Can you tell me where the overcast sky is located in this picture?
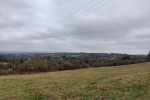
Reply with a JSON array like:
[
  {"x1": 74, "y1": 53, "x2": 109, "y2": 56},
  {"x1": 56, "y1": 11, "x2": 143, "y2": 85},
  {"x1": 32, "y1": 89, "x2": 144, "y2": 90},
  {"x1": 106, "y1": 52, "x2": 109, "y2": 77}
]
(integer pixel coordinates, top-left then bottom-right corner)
[{"x1": 0, "y1": 0, "x2": 150, "y2": 54}]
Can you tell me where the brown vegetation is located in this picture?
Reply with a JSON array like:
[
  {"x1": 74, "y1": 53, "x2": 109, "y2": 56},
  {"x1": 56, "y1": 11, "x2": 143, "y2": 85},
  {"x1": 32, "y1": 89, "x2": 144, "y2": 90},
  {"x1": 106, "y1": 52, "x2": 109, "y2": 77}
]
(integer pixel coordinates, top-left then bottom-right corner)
[{"x1": 0, "y1": 54, "x2": 150, "y2": 75}]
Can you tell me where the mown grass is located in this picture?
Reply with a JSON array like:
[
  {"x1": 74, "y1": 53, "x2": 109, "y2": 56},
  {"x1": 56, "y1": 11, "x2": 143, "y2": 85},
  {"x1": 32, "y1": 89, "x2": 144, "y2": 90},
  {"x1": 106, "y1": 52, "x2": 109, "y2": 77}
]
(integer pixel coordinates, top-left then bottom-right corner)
[{"x1": 0, "y1": 63, "x2": 150, "y2": 100}]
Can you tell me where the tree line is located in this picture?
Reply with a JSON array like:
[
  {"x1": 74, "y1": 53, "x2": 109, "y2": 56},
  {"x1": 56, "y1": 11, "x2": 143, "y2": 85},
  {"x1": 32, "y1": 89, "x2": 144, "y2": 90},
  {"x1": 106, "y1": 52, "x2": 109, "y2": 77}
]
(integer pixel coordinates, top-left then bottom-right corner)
[{"x1": 0, "y1": 52, "x2": 150, "y2": 75}]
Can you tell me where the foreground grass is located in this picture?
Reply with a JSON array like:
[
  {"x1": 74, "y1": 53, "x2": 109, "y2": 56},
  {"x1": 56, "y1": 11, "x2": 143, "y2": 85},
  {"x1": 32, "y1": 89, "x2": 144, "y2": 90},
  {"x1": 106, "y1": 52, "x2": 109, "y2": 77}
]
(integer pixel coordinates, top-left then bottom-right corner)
[{"x1": 0, "y1": 63, "x2": 150, "y2": 100}]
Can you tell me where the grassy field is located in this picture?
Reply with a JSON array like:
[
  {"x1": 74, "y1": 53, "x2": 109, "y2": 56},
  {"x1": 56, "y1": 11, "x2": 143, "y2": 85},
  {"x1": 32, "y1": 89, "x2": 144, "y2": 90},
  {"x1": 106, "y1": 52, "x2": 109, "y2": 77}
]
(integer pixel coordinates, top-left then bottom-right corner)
[{"x1": 0, "y1": 63, "x2": 150, "y2": 100}]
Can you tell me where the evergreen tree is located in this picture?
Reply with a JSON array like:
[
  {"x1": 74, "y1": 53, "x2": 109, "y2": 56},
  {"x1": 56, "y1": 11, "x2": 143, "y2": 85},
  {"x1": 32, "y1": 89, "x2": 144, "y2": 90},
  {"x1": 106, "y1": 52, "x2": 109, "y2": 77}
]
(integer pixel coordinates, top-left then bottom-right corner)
[
  {"x1": 20, "y1": 59, "x2": 23, "y2": 64},
  {"x1": 146, "y1": 51, "x2": 150, "y2": 61}
]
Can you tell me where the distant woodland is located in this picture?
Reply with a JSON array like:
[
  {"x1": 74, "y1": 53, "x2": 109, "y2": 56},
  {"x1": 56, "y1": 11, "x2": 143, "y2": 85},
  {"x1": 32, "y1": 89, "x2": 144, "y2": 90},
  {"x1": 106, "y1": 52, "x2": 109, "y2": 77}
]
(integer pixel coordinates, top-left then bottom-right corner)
[{"x1": 0, "y1": 52, "x2": 150, "y2": 75}]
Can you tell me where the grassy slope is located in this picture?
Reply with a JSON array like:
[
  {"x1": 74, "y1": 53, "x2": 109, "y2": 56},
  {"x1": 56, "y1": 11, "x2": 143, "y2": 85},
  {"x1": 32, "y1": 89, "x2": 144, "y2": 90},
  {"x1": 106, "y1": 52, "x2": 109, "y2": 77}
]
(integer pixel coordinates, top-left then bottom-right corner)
[{"x1": 0, "y1": 63, "x2": 150, "y2": 100}]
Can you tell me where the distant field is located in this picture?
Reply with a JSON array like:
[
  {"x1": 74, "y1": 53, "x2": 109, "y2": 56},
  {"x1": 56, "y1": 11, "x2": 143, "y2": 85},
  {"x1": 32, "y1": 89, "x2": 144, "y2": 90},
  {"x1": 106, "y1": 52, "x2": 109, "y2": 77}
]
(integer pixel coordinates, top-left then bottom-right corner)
[{"x1": 0, "y1": 63, "x2": 150, "y2": 100}]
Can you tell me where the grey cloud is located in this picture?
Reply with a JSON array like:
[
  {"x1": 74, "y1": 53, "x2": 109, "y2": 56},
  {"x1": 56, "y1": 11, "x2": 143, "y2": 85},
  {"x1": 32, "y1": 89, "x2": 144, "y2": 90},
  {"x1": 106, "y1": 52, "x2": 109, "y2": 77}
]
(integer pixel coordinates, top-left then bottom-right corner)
[{"x1": 0, "y1": 0, "x2": 150, "y2": 54}]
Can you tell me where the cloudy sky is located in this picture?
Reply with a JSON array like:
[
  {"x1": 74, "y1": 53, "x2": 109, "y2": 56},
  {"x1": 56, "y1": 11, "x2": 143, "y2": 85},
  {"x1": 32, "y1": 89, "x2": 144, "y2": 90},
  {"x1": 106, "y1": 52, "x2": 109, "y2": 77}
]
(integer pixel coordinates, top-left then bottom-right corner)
[{"x1": 0, "y1": 0, "x2": 150, "y2": 54}]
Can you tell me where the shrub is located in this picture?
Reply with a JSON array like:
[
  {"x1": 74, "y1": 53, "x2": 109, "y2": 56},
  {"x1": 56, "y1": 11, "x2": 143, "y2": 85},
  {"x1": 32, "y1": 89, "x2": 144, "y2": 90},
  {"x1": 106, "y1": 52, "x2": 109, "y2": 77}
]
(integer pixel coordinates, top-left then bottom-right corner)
[
  {"x1": 73, "y1": 60, "x2": 82, "y2": 69},
  {"x1": 47, "y1": 64, "x2": 55, "y2": 71},
  {"x1": 100, "y1": 62, "x2": 104, "y2": 67},
  {"x1": 146, "y1": 53, "x2": 150, "y2": 61},
  {"x1": 69, "y1": 58, "x2": 74, "y2": 64},
  {"x1": 0, "y1": 63, "x2": 3, "y2": 68},
  {"x1": 32, "y1": 55, "x2": 48, "y2": 72},
  {"x1": 130, "y1": 60, "x2": 136, "y2": 64},
  {"x1": 81, "y1": 62, "x2": 90, "y2": 68},
  {"x1": 62, "y1": 62, "x2": 76, "y2": 70},
  {"x1": 23, "y1": 62, "x2": 31, "y2": 72},
  {"x1": 58, "y1": 64, "x2": 64, "y2": 71},
  {"x1": 107, "y1": 62, "x2": 113, "y2": 66},
  {"x1": 0, "y1": 64, "x2": 9, "y2": 70},
  {"x1": 0, "y1": 68, "x2": 1, "y2": 75},
  {"x1": 33, "y1": 62, "x2": 48, "y2": 72},
  {"x1": 0, "y1": 69, "x2": 9, "y2": 75},
  {"x1": 113, "y1": 61, "x2": 119, "y2": 66},
  {"x1": 124, "y1": 60, "x2": 130, "y2": 65},
  {"x1": 85, "y1": 59, "x2": 89, "y2": 64},
  {"x1": 122, "y1": 56, "x2": 130, "y2": 60},
  {"x1": 120, "y1": 61, "x2": 126, "y2": 65},
  {"x1": 57, "y1": 60, "x2": 62, "y2": 65},
  {"x1": 93, "y1": 62, "x2": 101, "y2": 67}
]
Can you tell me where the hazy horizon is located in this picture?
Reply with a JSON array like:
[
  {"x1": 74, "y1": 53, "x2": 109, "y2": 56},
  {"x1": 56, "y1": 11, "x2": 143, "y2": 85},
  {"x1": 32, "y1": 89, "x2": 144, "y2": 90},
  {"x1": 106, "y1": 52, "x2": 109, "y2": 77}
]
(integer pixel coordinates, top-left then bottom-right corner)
[{"x1": 0, "y1": 50, "x2": 148, "y2": 55}]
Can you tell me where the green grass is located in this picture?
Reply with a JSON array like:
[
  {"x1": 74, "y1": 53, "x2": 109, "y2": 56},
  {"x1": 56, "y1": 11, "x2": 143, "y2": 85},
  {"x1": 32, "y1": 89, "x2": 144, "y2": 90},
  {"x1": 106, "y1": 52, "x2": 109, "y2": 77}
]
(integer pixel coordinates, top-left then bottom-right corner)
[{"x1": 0, "y1": 63, "x2": 150, "y2": 100}]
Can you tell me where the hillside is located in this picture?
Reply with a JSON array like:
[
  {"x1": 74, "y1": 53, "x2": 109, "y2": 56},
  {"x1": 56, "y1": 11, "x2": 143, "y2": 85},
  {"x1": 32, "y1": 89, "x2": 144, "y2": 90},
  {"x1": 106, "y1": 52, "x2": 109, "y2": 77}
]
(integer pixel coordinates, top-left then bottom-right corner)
[{"x1": 0, "y1": 63, "x2": 150, "y2": 100}]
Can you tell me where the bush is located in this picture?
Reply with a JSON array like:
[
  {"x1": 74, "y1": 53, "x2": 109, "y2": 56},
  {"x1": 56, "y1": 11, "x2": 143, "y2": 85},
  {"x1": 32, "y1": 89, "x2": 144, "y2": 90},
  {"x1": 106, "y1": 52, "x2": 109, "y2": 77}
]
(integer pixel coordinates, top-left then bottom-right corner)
[
  {"x1": 33, "y1": 62, "x2": 48, "y2": 72},
  {"x1": 0, "y1": 68, "x2": 1, "y2": 75},
  {"x1": 113, "y1": 61, "x2": 119, "y2": 66},
  {"x1": 0, "y1": 64, "x2": 9, "y2": 70},
  {"x1": 32, "y1": 55, "x2": 48, "y2": 72},
  {"x1": 93, "y1": 62, "x2": 101, "y2": 67},
  {"x1": 51, "y1": 63, "x2": 59, "y2": 71},
  {"x1": 57, "y1": 60, "x2": 62, "y2": 65},
  {"x1": 81, "y1": 62, "x2": 90, "y2": 68},
  {"x1": 122, "y1": 56, "x2": 130, "y2": 60},
  {"x1": 62, "y1": 62, "x2": 76, "y2": 70},
  {"x1": 18, "y1": 62, "x2": 31, "y2": 72},
  {"x1": 47, "y1": 64, "x2": 55, "y2": 71},
  {"x1": 130, "y1": 60, "x2": 136, "y2": 64},
  {"x1": 0, "y1": 69, "x2": 9, "y2": 75},
  {"x1": 0, "y1": 63, "x2": 3, "y2": 68},
  {"x1": 124, "y1": 60, "x2": 130, "y2": 65},
  {"x1": 146, "y1": 55, "x2": 150, "y2": 61},
  {"x1": 107, "y1": 62, "x2": 113, "y2": 66},
  {"x1": 73, "y1": 60, "x2": 82, "y2": 69}
]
